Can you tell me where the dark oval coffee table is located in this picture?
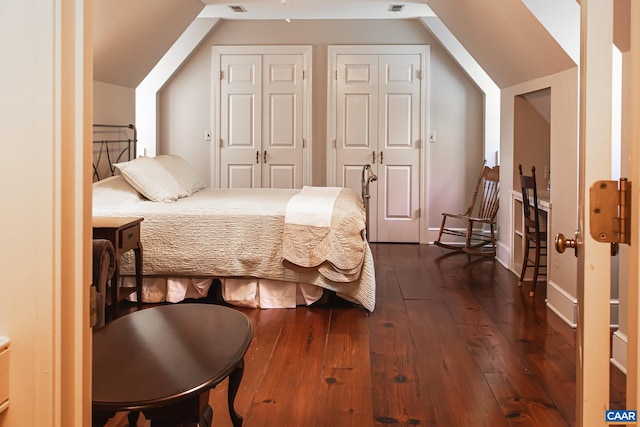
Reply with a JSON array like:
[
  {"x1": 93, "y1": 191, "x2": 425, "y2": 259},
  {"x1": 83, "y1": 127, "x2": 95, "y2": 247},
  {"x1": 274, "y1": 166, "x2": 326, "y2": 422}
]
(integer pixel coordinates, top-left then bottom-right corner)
[{"x1": 92, "y1": 303, "x2": 253, "y2": 427}]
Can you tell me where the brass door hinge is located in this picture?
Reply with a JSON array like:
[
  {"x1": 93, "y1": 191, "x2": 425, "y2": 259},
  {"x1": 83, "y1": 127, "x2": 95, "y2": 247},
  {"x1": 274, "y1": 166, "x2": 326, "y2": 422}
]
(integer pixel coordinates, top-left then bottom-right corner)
[{"x1": 590, "y1": 178, "x2": 631, "y2": 254}]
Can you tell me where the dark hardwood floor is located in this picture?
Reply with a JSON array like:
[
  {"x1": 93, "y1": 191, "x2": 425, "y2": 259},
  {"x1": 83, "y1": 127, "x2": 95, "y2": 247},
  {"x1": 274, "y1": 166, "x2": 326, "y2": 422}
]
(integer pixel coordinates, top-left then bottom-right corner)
[{"x1": 103, "y1": 243, "x2": 626, "y2": 427}]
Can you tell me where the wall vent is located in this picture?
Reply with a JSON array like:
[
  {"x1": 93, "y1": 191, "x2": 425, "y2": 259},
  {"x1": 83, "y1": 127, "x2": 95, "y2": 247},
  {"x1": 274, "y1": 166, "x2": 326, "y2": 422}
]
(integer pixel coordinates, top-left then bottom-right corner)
[
  {"x1": 388, "y1": 4, "x2": 405, "y2": 12},
  {"x1": 228, "y1": 5, "x2": 247, "y2": 12}
]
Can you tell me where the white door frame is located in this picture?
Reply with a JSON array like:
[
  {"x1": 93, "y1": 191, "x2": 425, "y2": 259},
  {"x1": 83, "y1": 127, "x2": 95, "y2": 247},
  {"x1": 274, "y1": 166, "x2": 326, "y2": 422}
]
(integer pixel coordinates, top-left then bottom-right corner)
[
  {"x1": 573, "y1": 0, "x2": 614, "y2": 424},
  {"x1": 626, "y1": 0, "x2": 640, "y2": 410},
  {"x1": 211, "y1": 45, "x2": 313, "y2": 188},
  {"x1": 327, "y1": 45, "x2": 430, "y2": 244}
]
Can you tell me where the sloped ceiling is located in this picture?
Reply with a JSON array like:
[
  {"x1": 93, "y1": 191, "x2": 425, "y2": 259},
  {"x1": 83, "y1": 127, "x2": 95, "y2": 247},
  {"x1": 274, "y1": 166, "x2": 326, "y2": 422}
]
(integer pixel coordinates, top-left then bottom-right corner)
[
  {"x1": 614, "y1": 0, "x2": 631, "y2": 52},
  {"x1": 93, "y1": 0, "x2": 618, "y2": 90},
  {"x1": 426, "y1": 0, "x2": 576, "y2": 88},
  {"x1": 93, "y1": 0, "x2": 204, "y2": 87}
]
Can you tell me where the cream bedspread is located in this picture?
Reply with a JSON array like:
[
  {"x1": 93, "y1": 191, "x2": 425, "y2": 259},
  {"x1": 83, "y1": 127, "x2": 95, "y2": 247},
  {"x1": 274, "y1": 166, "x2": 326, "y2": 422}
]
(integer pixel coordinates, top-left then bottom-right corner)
[
  {"x1": 282, "y1": 186, "x2": 366, "y2": 283},
  {"x1": 92, "y1": 176, "x2": 376, "y2": 311}
]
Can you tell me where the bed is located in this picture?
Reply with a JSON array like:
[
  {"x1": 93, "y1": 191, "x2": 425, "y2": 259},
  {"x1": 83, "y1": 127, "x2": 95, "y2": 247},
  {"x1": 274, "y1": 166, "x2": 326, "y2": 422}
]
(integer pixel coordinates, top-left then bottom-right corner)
[{"x1": 91, "y1": 138, "x2": 375, "y2": 311}]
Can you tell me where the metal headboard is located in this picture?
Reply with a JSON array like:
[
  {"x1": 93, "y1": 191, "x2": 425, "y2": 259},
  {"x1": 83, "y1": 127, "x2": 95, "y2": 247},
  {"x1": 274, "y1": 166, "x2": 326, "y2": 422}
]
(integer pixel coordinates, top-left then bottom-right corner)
[{"x1": 92, "y1": 123, "x2": 137, "y2": 182}]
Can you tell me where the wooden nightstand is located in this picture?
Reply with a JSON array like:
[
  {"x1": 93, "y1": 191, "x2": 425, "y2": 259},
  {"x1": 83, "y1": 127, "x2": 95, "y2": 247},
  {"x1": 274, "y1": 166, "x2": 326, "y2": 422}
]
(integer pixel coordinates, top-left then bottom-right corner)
[{"x1": 93, "y1": 217, "x2": 144, "y2": 320}]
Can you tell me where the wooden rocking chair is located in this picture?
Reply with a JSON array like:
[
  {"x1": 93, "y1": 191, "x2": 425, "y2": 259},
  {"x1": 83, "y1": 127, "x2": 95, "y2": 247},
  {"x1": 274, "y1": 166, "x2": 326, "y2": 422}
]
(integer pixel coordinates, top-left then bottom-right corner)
[{"x1": 433, "y1": 163, "x2": 500, "y2": 256}]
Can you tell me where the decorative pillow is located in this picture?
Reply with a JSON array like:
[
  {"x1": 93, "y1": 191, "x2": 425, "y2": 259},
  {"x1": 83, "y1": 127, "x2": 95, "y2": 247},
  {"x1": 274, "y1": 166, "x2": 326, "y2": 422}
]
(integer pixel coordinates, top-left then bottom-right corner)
[
  {"x1": 92, "y1": 175, "x2": 143, "y2": 204},
  {"x1": 114, "y1": 157, "x2": 187, "y2": 202},
  {"x1": 155, "y1": 154, "x2": 206, "y2": 195}
]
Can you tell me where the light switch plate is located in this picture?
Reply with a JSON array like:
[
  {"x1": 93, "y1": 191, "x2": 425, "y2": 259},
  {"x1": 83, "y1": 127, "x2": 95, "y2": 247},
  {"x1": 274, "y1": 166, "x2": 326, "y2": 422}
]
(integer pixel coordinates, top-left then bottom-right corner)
[{"x1": 428, "y1": 131, "x2": 436, "y2": 143}]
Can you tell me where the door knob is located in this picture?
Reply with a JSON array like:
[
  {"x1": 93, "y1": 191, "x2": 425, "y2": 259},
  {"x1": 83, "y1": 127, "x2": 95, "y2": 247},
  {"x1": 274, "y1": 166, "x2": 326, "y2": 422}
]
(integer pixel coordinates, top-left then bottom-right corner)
[{"x1": 555, "y1": 232, "x2": 578, "y2": 257}]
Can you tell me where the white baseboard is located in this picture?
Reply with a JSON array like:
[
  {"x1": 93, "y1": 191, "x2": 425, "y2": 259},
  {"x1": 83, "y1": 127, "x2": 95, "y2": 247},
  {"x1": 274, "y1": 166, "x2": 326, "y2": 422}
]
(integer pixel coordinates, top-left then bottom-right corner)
[
  {"x1": 426, "y1": 226, "x2": 463, "y2": 244},
  {"x1": 496, "y1": 241, "x2": 510, "y2": 270},
  {"x1": 546, "y1": 281, "x2": 622, "y2": 381},
  {"x1": 610, "y1": 299, "x2": 619, "y2": 329},
  {"x1": 611, "y1": 330, "x2": 627, "y2": 375},
  {"x1": 546, "y1": 280, "x2": 577, "y2": 328}
]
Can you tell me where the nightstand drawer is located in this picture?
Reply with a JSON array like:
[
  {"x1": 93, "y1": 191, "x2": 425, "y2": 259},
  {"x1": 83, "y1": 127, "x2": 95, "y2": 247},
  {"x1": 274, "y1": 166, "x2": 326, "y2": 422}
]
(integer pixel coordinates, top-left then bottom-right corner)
[{"x1": 119, "y1": 224, "x2": 140, "y2": 251}]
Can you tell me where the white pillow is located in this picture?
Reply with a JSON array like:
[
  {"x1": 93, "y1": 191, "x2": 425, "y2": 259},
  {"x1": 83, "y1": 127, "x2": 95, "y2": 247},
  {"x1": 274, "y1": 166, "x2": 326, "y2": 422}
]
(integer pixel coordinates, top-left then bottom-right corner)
[
  {"x1": 155, "y1": 154, "x2": 205, "y2": 195},
  {"x1": 114, "y1": 157, "x2": 187, "y2": 202},
  {"x1": 92, "y1": 175, "x2": 142, "y2": 203}
]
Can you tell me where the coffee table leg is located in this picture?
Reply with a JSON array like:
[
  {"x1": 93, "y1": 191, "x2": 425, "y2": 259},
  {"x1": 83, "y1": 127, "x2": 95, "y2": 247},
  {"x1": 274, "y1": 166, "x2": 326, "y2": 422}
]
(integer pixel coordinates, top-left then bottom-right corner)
[
  {"x1": 227, "y1": 358, "x2": 245, "y2": 427},
  {"x1": 128, "y1": 410, "x2": 141, "y2": 425},
  {"x1": 200, "y1": 404, "x2": 213, "y2": 427}
]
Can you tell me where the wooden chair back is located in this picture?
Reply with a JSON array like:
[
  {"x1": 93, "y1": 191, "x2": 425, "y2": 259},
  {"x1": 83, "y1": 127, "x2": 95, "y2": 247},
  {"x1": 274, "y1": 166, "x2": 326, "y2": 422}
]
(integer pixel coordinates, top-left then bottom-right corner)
[
  {"x1": 433, "y1": 162, "x2": 500, "y2": 256},
  {"x1": 466, "y1": 164, "x2": 500, "y2": 221},
  {"x1": 518, "y1": 164, "x2": 541, "y2": 235}
]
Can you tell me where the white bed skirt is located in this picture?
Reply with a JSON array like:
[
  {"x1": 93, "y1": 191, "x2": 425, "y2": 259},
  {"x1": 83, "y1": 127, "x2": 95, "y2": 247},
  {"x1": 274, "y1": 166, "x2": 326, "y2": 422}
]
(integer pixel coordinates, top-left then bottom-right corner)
[{"x1": 121, "y1": 276, "x2": 326, "y2": 308}]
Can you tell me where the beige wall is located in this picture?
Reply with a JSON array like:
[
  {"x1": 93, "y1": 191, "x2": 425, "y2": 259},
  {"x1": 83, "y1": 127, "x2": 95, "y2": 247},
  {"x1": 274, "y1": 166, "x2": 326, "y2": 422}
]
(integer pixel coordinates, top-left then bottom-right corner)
[
  {"x1": 92, "y1": 82, "x2": 135, "y2": 180},
  {"x1": 157, "y1": 19, "x2": 484, "y2": 235},
  {"x1": 93, "y1": 81, "x2": 135, "y2": 125},
  {"x1": 498, "y1": 68, "x2": 580, "y2": 325},
  {"x1": 513, "y1": 92, "x2": 551, "y2": 191}
]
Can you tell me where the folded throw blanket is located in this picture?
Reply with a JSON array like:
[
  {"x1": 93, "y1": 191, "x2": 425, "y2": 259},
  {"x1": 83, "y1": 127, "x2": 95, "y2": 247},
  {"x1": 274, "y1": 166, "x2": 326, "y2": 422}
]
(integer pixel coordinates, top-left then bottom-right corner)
[{"x1": 282, "y1": 186, "x2": 367, "y2": 282}]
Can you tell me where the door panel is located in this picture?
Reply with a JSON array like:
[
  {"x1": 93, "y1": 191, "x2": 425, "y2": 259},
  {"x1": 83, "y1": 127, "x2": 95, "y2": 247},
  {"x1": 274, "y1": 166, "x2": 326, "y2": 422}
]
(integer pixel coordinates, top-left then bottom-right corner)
[
  {"x1": 342, "y1": 164, "x2": 367, "y2": 197},
  {"x1": 227, "y1": 165, "x2": 256, "y2": 189},
  {"x1": 336, "y1": 55, "x2": 379, "y2": 236},
  {"x1": 383, "y1": 165, "x2": 412, "y2": 218},
  {"x1": 336, "y1": 54, "x2": 378, "y2": 180},
  {"x1": 262, "y1": 54, "x2": 303, "y2": 189},
  {"x1": 376, "y1": 54, "x2": 420, "y2": 242},
  {"x1": 268, "y1": 165, "x2": 296, "y2": 189},
  {"x1": 385, "y1": 94, "x2": 413, "y2": 147},
  {"x1": 345, "y1": 94, "x2": 373, "y2": 148},
  {"x1": 220, "y1": 55, "x2": 262, "y2": 188},
  {"x1": 335, "y1": 52, "x2": 421, "y2": 243}
]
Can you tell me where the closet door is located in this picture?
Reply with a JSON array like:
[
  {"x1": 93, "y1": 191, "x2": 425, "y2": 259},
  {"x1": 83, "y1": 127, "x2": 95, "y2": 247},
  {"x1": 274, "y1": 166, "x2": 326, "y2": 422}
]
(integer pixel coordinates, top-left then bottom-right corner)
[
  {"x1": 262, "y1": 54, "x2": 304, "y2": 189},
  {"x1": 216, "y1": 47, "x2": 310, "y2": 190},
  {"x1": 376, "y1": 54, "x2": 421, "y2": 242},
  {"x1": 220, "y1": 54, "x2": 262, "y2": 188},
  {"x1": 335, "y1": 54, "x2": 379, "y2": 227},
  {"x1": 334, "y1": 51, "x2": 422, "y2": 243}
]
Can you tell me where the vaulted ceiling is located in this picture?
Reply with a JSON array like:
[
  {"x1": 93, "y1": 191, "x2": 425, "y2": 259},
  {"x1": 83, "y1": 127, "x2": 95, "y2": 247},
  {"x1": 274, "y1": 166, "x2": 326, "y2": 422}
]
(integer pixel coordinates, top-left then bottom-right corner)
[
  {"x1": 93, "y1": 0, "x2": 204, "y2": 87},
  {"x1": 92, "y1": 0, "x2": 630, "y2": 89}
]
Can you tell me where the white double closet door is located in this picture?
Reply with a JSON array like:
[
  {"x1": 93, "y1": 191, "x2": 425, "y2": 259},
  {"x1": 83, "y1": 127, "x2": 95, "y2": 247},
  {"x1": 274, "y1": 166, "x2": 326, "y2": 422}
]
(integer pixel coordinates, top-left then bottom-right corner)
[
  {"x1": 329, "y1": 46, "x2": 427, "y2": 243},
  {"x1": 213, "y1": 46, "x2": 311, "y2": 189}
]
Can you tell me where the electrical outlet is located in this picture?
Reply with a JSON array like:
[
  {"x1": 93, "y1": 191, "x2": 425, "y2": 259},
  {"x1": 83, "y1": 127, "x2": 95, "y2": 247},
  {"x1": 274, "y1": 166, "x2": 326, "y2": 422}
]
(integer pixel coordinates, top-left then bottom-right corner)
[{"x1": 204, "y1": 130, "x2": 212, "y2": 141}]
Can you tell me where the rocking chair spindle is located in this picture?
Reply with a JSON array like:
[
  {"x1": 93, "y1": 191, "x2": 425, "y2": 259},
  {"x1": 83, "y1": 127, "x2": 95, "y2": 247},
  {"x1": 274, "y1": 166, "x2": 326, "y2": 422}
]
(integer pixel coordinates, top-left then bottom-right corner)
[{"x1": 433, "y1": 163, "x2": 500, "y2": 256}]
